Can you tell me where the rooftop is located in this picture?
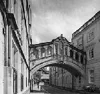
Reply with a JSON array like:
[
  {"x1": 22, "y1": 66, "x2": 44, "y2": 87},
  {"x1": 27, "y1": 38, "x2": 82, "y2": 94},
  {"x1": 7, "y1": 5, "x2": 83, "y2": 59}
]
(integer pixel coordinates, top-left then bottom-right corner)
[{"x1": 72, "y1": 11, "x2": 100, "y2": 39}]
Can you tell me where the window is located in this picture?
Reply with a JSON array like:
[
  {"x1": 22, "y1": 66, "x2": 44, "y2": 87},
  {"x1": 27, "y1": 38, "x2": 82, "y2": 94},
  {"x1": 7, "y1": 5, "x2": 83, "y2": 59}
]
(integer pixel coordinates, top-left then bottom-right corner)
[
  {"x1": 75, "y1": 52, "x2": 79, "y2": 61},
  {"x1": 87, "y1": 29, "x2": 95, "y2": 42},
  {"x1": 80, "y1": 55, "x2": 84, "y2": 64},
  {"x1": 55, "y1": 44, "x2": 58, "y2": 55},
  {"x1": 12, "y1": 42, "x2": 18, "y2": 94},
  {"x1": 65, "y1": 47, "x2": 67, "y2": 55},
  {"x1": 47, "y1": 46, "x2": 52, "y2": 55},
  {"x1": 60, "y1": 42, "x2": 63, "y2": 55},
  {"x1": 13, "y1": 69, "x2": 17, "y2": 94},
  {"x1": 89, "y1": 69, "x2": 94, "y2": 83},
  {"x1": 89, "y1": 48, "x2": 94, "y2": 59},
  {"x1": 70, "y1": 50, "x2": 73, "y2": 58},
  {"x1": 21, "y1": 58, "x2": 24, "y2": 91},
  {"x1": 79, "y1": 76, "x2": 81, "y2": 83},
  {"x1": 41, "y1": 47, "x2": 45, "y2": 57},
  {"x1": 77, "y1": 37, "x2": 83, "y2": 49},
  {"x1": 21, "y1": 74, "x2": 23, "y2": 90},
  {"x1": 34, "y1": 49, "x2": 39, "y2": 59}
]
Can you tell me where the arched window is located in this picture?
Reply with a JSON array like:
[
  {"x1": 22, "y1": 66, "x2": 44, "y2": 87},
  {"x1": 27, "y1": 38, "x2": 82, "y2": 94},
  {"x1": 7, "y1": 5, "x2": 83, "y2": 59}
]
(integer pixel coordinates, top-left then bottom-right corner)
[
  {"x1": 70, "y1": 49, "x2": 73, "y2": 58},
  {"x1": 47, "y1": 46, "x2": 52, "y2": 55},
  {"x1": 34, "y1": 49, "x2": 39, "y2": 59},
  {"x1": 41, "y1": 47, "x2": 45, "y2": 57}
]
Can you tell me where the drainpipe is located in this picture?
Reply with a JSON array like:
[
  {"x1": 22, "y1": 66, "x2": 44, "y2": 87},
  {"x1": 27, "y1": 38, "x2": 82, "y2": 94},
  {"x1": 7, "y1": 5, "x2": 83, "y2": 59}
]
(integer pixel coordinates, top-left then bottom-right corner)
[
  {"x1": 62, "y1": 68, "x2": 63, "y2": 88},
  {"x1": 28, "y1": 47, "x2": 31, "y2": 90},
  {"x1": 84, "y1": 53, "x2": 87, "y2": 85},
  {"x1": 72, "y1": 74, "x2": 74, "y2": 90}
]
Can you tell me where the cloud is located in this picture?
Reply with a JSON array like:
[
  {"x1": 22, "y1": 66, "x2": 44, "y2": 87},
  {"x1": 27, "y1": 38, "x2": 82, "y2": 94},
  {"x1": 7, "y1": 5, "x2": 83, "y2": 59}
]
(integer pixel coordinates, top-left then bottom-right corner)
[
  {"x1": 30, "y1": 0, "x2": 100, "y2": 44},
  {"x1": 32, "y1": 12, "x2": 82, "y2": 43}
]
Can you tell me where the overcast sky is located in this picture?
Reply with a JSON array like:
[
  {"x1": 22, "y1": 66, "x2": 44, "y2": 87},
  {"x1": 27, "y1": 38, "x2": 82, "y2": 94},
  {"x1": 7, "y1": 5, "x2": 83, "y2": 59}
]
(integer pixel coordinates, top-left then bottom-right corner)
[{"x1": 30, "y1": 0, "x2": 100, "y2": 44}]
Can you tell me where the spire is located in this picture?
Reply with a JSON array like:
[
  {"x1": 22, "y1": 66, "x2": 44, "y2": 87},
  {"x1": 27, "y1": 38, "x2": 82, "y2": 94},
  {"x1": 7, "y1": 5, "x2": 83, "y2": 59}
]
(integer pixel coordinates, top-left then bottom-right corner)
[{"x1": 61, "y1": 34, "x2": 63, "y2": 37}]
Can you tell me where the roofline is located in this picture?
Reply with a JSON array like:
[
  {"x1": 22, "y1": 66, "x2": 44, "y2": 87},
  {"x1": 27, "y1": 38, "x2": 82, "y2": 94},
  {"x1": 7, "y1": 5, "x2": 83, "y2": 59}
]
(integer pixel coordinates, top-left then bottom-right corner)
[
  {"x1": 29, "y1": 41, "x2": 52, "y2": 48},
  {"x1": 72, "y1": 11, "x2": 100, "y2": 39},
  {"x1": 29, "y1": 35, "x2": 71, "y2": 48}
]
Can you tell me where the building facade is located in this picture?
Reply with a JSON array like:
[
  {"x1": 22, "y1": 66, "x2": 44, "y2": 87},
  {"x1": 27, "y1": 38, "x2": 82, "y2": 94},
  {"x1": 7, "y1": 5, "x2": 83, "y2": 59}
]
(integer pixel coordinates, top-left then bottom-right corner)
[
  {"x1": 0, "y1": 2, "x2": 7, "y2": 94},
  {"x1": 49, "y1": 11, "x2": 100, "y2": 90},
  {"x1": 49, "y1": 66, "x2": 82, "y2": 90},
  {"x1": 72, "y1": 11, "x2": 100, "y2": 88},
  {"x1": 49, "y1": 67, "x2": 72, "y2": 88},
  {"x1": 0, "y1": 0, "x2": 32, "y2": 94}
]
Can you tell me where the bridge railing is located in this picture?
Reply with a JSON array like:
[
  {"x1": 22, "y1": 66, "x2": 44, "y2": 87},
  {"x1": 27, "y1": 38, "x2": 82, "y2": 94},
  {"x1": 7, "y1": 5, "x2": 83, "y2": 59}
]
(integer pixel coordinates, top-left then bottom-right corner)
[
  {"x1": 30, "y1": 52, "x2": 86, "y2": 71},
  {"x1": 52, "y1": 54, "x2": 85, "y2": 69}
]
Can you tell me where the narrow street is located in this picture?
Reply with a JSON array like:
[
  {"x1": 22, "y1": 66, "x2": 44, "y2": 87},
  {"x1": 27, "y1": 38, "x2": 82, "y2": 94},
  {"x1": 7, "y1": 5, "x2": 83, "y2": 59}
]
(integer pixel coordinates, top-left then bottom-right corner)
[
  {"x1": 30, "y1": 84, "x2": 79, "y2": 94},
  {"x1": 30, "y1": 84, "x2": 100, "y2": 94}
]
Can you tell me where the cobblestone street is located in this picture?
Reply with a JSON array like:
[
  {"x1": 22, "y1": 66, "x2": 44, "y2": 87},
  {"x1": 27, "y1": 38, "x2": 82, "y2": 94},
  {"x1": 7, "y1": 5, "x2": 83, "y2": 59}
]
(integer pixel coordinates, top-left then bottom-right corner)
[
  {"x1": 31, "y1": 84, "x2": 78, "y2": 94},
  {"x1": 30, "y1": 84, "x2": 100, "y2": 94}
]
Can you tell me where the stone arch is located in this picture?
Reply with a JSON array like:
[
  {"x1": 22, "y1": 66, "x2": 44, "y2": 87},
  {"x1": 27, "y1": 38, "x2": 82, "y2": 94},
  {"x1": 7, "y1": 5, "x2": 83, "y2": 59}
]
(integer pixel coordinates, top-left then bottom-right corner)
[{"x1": 30, "y1": 59, "x2": 85, "y2": 77}]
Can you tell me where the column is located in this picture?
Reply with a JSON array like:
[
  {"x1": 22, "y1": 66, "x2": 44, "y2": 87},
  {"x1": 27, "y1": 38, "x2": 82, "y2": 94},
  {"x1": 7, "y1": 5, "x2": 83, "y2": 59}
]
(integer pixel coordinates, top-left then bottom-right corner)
[
  {"x1": 67, "y1": 46, "x2": 70, "y2": 56},
  {"x1": 37, "y1": 47, "x2": 41, "y2": 58},
  {"x1": 44, "y1": 46, "x2": 48, "y2": 57}
]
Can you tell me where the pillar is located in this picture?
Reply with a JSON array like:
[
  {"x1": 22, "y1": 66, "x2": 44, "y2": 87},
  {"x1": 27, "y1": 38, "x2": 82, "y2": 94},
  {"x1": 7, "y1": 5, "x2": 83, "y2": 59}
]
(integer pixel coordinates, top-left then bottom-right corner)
[
  {"x1": 37, "y1": 47, "x2": 41, "y2": 58},
  {"x1": 67, "y1": 46, "x2": 70, "y2": 57},
  {"x1": 44, "y1": 46, "x2": 48, "y2": 57}
]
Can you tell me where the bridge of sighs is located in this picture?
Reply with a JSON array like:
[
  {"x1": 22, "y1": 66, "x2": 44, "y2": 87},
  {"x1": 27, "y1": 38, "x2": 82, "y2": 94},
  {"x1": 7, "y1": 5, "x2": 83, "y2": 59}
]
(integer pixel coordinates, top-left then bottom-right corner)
[{"x1": 29, "y1": 35, "x2": 86, "y2": 78}]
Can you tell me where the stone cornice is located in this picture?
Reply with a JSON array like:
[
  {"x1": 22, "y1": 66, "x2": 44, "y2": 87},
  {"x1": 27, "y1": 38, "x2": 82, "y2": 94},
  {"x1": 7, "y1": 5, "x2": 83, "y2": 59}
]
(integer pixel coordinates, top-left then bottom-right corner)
[{"x1": 72, "y1": 11, "x2": 100, "y2": 40}]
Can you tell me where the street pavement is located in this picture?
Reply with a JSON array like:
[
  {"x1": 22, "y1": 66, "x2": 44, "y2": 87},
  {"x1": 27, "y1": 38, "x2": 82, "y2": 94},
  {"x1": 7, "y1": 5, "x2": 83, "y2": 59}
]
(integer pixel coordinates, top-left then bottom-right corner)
[
  {"x1": 30, "y1": 84, "x2": 79, "y2": 94},
  {"x1": 30, "y1": 84, "x2": 100, "y2": 94}
]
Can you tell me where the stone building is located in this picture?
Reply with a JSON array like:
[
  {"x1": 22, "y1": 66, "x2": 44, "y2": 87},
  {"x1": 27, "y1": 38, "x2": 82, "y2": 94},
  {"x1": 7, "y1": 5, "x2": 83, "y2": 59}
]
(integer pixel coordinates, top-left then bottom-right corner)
[
  {"x1": 0, "y1": 1, "x2": 7, "y2": 94},
  {"x1": 49, "y1": 67, "x2": 72, "y2": 89},
  {"x1": 72, "y1": 11, "x2": 100, "y2": 88},
  {"x1": 49, "y1": 11, "x2": 100, "y2": 89},
  {"x1": 0, "y1": 0, "x2": 32, "y2": 94}
]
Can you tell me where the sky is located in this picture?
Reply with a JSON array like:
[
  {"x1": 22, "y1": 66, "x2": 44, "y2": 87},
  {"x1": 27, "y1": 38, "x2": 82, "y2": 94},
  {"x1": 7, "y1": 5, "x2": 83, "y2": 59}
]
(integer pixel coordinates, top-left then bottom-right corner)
[{"x1": 30, "y1": 0, "x2": 100, "y2": 44}]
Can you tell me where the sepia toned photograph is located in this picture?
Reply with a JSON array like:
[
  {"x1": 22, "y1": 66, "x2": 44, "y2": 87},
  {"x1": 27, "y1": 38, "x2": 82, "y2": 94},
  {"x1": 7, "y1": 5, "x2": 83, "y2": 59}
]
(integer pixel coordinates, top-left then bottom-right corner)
[{"x1": 0, "y1": 0, "x2": 100, "y2": 94}]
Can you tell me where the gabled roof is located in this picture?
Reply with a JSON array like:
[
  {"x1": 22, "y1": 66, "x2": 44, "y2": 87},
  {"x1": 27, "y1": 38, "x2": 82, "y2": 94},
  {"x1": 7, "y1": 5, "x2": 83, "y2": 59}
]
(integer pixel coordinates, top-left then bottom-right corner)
[
  {"x1": 29, "y1": 34, "x2": 70, "y2": 48},
  {"x1": 52, "y1": 34, "x2": 70, "y2": 44}
]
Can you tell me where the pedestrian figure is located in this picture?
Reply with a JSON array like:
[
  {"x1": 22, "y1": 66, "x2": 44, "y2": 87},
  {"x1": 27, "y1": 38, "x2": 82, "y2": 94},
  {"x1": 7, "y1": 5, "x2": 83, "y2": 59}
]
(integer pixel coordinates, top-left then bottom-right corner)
[{"x1": 37, "y1": 82, "x2": 39, "y2": 89}]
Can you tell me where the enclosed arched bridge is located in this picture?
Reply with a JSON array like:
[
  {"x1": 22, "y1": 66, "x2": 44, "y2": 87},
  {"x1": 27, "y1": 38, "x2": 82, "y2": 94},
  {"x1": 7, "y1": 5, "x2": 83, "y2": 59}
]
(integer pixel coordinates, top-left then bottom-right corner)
[{"x1": 29, "y1": 35, "x2": 86, "y2": 77}]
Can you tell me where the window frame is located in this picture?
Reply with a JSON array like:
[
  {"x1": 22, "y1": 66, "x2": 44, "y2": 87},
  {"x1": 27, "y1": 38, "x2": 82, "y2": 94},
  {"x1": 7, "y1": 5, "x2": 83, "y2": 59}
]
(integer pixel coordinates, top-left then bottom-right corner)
[
  {"x1": 88, "y1": 69, "x2": 95, "y2": 83},
  {"x1": 77, "y1": 36, "x2": 83, "y2": 48},
  {"x1": 87, "y1": 28, "x2": 95, "y2": 43},
  {"x1": 88, "y1": 48, "x2": 94, "y2": 59}
]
